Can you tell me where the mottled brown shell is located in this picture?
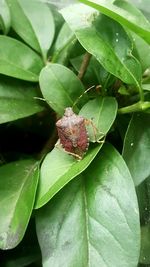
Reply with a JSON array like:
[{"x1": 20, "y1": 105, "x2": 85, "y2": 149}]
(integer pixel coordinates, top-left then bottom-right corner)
[{"x1": 56, "y1": 107, "x2": 89, "y2": 159}]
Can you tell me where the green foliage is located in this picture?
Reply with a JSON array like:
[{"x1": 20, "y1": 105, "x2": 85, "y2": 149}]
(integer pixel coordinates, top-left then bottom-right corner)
[
  {"x1": 0, "y1": 159, "x2": 39, "y2": 250},
  {"x1": 35, "y1": 143, "x2": 102, "y2": 209},
  {"x1": 36, "y1": 144, "x2": 139, "y2": 267},
  {"x1": 39, "y1": 63, "x2": 85, "y2": 115},
  {"x1": 0, "y1": 0, "x2": 150, "y2": 266},
  {"x1": 0, "y1": 36, "x2": 44, "y2": 81},
  {"x1": 79, "y1": 96, "x2": 118, "y2": 141},
  {"x1": 123, "y1": 113, "x2": 150, "y2": 186},
  {"x1": 7, "y1": 0, "x2": 55, "y2": 62}
]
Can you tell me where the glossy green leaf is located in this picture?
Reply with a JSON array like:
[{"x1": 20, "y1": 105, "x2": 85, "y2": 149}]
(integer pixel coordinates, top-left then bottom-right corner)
[
  {"x1": 142, "y1": 83, "x2": 150, "y2": 91},
  {"x1": 140, "y1": 224, "x2": 150, "y2": 264},
  {"x1": 49, "y1": 3, "x2": 64, "y2": 35},
  {"x1": 123, "y1": 113, "x2": 150, "y2": 186},
  {"x1": 7, "y1": 0, "x2": 55, "y2": 61},
  {"x1": 39, "y1": 63, "x2": 86, "y2": 115},
  {"x1": 80, "y1": 96, "x2": 118, "y2": 141},
  {"x1": 136, "y1": 176, "x2": 150, "y2": 223},
  {"x1": 52, "y1": 22, "x2": 74, "y2": 53},
  {"x1": 79, "y1": 0, "x2": 150, "y2": 44},
  {"x1": 0, "y1": 76, "x2": 44, "y2": 124},
  {"x1": 1, "y1": 217, "x2": 41, "y2": 265},
  {"x1": 36, "y1": 143, "x2": 140, "y2": 267},
  {"x1": 129, "y1": 0, "x2": 150, "y2": 22},
  {"x1": 0, "y1": 159, "x2": 39, "y2": 249},
  {"x1": 52, "y1": 22, "x2": 76, "y2": 64},
  {"x1": 0, "y1": 36, "x2": 43, "y2": 81},
  {"x1": 131, "y1": 32, "x2": 150, "y2": 72},
  {"x1": 0, "y1": 0, "x2": 11, "y2": 34},
  {"x1": 129, "y1": 0, "x2": 150, "y2": 12},
  {"x1": 35, "y1": 143, "x2": 103, "y2": 209},
  {"x1": 61, "y1": 4, "x2": 142, "y2": 87}
]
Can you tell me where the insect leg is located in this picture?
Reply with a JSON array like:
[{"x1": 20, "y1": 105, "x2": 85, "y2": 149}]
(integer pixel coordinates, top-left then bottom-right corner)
[
  {"x1": 55, "y1": 140, "x2": 82, "y2": 160},
  {"x1": 85, "y1": 119, "x2": 105, "y2": 143}
]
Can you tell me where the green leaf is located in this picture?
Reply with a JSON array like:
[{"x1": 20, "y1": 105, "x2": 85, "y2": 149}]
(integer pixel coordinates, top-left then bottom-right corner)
[
  {"x1": 36, "y1": 143, "x2": 140, "y2": 267},
  {"x1": 61, "y1": 4, "x2": 142, "y2": 88},
  {"x1": 39, "y1": 63, "x2": 86, "y2": 115},
  {"x1": 0, "y1": 159, "x2": 39, "y2": 249},
  {"x1": 129, "y1": 0, "x2": 150, "y2": 11},
  {"x1": 123, "y1": 113, "x2": 150, "y2": 186},
  {"x1": 35, "y1": 143, "x2": 102, "y2": 209},
  {"x1": 140, "y1": 224, "x2": 150, "y2": 264},
  {"x1": 52, "y1": 22, "x2": 76, "y2": 64},
  {"x1": 79, "y1": 0, "x2": 150, "y2": 45},
  {"x1": 131, "y1": 32, "x2": 150, "y2": 72},
  {"x1": 0, "y1": 36, "x2": 44, "y2": 81},
  {"x1": 124, "y1": 0, "x2": 150, "y2": 22},
  {"x1": 0, "y1": 0, "x2": 11, "y2": 34},
  {"x1": 80, "y1": 96, "x2": 118, "y2": 141},
  {"x1": 49, "y1": 3, "x2": 64, "y2": 35},
  {"x1": 7, "y1": 0, "x2": 55, "y2": 62},
  {"x1": 1, "y1": 218, "x2": 41, "y2": 265},
  {"x1": 142, "y1": 83, "x2": 150, "y2": 91},
  {"x1": 136, "y1": 176, "x2": 150, "y2": 223},
  {"x1": 0, "y1": 76, "x2": 44, "y2": 124}
]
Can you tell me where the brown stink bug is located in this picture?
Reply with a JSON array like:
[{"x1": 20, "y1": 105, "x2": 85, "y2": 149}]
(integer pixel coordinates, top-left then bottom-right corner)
[
  {"x1": 55, "y1": 86, "x2": 105, "y2": 160},
  {"x1": 56, "y1": 107, "x2": 89, "y2": 160}
]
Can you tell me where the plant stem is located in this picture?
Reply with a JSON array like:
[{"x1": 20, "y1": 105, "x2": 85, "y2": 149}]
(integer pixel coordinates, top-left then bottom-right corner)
[
  {"x1": 118, "y1": 101, "x2": 150, "y2": 114},
  {"x1": 78, "y1": 52, "x2": 91, "y2": 80},
  {"x1": 138, "y1": 83, "x2": 144, "y2": 102}
]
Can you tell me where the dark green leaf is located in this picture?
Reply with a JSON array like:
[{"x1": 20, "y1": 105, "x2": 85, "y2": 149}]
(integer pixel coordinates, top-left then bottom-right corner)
[
  {"x1": 39, "y1": 63, "x2": 86, "y2": 115},
  {"x1": 128, "y1": 0, "x2": 150, "y2": 22},
  {"x1": 79, "y1": 0, "x2": 150, "y2": 44},
  {"x1": 35, "y1": 143, "x2": 102, "y2": 209},
  {"x1": 131, "y1": 32, "x2": 150, "y2": 72},
  {"x1": 7, "y1": 0, "x2": 55, "y2": 61},
  {"x1": 136, "y1": 176, "x2": 150, "y2": 223},
  {"x1": 140, "y1": 224, "x2": 150, "y2": 264},
  {"x1": 61, "y1": 4, "x2": 142, "y2": 87},
  {"x1": 36, "y1": 143, "x2": 140, "y2": 267},
  {"x1": 0, "y1": 36, "x2": 44, "y2": 81},
  {"x1": 123, "y1": 113, "x2": 150, "y2": 185},
  {"x1": 3, "y1": 247, "x2": 40, "y2": 267},
  {"x1": 0, "y1": 76, "x2": 44, "y2": 124},
  {"x1": 48, "y1": 3, "x2": 64, "y2": 36},
  {"x1": 52, "y1": 22, "x2": 76, "y2": 64},
  {"x1": 142, "y1": 83, "x2": 150, "y2": 91},
  {"x1": 1, "y1": 218, "x2": 41, "y2": 266},
  {"x1": 80, "y1": 96, "x2": 118, "y2": 141},
  {"x1": 0, "y1": 159, "x2": 39, "y2": 249},
  {"x1": 0, "y1": 0, "x2": 11, "y2": 34}
]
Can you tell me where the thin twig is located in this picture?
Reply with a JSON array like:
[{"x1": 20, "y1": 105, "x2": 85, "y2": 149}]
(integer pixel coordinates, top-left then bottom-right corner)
[{"x1": 78, "y1": 52, "x2": 91, "y2": 80}]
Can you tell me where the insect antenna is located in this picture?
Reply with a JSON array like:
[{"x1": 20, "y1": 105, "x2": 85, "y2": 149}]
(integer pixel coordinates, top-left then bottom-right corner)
[
  {"x1": 72, "y1": 85, "x2": 95, "y2": 109},
  {"x1": 33, "y1": 97, "x2": 46, "y2": 102}
]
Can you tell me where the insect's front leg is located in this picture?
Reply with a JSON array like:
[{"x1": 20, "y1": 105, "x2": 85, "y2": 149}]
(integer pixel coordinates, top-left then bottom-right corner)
[
  {"x1": 55, "y1": 139, "x2": 82, "y2": 160},
  {"x1": 55, "y1": 139, "x2": 61, "y2": 148}
]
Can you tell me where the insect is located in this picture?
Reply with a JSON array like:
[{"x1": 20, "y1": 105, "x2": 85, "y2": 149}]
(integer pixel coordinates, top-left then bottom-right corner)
[
  {"x1": 55, "y1": 85, "x2": 106, "y2": 160},
  {"x1": 56, "y1": 107, "x2": 89, "y2": 160}
]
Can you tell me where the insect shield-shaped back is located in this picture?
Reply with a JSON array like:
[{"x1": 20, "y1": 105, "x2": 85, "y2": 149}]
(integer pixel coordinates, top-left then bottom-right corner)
[{"x1": 56, "y1": 107, "x2": 89, "y2": 159}]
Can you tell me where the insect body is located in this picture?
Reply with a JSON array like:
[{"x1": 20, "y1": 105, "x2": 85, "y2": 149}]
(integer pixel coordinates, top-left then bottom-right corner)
[{"x1": 56, "y1": 107, "x2": 89, "y2": 159}]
